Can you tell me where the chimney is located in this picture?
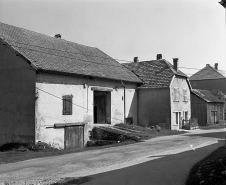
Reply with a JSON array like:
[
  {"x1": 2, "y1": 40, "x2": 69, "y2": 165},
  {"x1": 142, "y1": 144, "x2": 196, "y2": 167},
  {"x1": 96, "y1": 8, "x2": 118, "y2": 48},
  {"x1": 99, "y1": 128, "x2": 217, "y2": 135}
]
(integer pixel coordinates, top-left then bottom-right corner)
[
  {"x1": 134, "y1": 57, "x2": 139, "y2": 62},
  {"x1": 215, "y1": 63, "x2": 218, "y2": 70},
  {"x1": 206, "y1": 64, "x2": 210, "y2": 67},
  {"x1": 54, "y1": 34, "x2": 61, "y2": 38},
  {"x1": 173, "y1": 58, "x2": 178, "y2": 71},
  {"x1": 156, "y1": 54, "x2": 162, "y2": 60}
]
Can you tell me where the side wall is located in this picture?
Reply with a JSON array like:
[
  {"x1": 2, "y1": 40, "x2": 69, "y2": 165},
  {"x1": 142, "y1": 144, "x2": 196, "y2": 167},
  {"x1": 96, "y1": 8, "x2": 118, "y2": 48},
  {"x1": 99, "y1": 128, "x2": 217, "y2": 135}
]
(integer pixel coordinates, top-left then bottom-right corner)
[
  {"x1": 190, "y1": 79, "x2": 226, "y2": 94},
  {"x1": 170, "y1": 77, "x2": 191, "y2": 130},
  {"x1": 35, "y1": 73, "x2": 137, "y2": 148},
  {"x1": 138, "y1": 88, "x2": 171, "y2": 128},
  {"x1": 0, "y1": 42, "x2": 36, "y2": 145},
  {"x1": 190, "y1": 93, "x2": 207, "y2": 126}
]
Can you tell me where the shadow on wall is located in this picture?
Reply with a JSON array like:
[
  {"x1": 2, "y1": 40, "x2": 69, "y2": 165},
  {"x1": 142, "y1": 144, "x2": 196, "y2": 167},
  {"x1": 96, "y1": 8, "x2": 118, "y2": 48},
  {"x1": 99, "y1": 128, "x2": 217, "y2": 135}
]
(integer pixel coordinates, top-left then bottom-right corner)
[{"x1": 127, "y1": 93, "x2": 137, "y2": 125}]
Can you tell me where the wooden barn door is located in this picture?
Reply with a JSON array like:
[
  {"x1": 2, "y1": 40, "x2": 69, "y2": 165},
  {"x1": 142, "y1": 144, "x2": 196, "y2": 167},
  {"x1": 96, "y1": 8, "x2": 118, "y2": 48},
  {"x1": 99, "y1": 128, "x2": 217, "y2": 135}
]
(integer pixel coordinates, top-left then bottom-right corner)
[{"x1": 64, "y1": 126, "x2": 84, "y2": 150}]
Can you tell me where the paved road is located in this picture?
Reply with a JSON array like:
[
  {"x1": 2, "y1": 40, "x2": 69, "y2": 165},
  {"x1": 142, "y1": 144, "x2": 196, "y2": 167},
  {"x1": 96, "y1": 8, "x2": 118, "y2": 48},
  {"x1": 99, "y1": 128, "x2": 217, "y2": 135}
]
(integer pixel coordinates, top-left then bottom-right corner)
[{"x1": 0, "y1": 129, "x2": 225, "y2": 185}]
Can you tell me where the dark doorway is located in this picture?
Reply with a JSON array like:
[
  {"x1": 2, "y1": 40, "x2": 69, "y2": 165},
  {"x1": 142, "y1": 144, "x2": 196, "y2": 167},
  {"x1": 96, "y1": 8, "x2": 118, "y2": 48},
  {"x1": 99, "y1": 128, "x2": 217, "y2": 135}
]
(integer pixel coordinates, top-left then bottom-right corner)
[{"x1": 94, "y1": 91, "x2": 111, "y2": 124}]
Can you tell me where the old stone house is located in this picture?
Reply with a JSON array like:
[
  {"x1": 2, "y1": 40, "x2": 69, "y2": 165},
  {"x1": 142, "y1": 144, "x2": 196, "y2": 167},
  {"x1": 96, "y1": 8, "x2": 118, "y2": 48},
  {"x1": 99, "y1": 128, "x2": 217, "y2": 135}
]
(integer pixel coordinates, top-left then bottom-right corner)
[{"x1": 0, "y1": 22, "x2": 141, "y2": 149}]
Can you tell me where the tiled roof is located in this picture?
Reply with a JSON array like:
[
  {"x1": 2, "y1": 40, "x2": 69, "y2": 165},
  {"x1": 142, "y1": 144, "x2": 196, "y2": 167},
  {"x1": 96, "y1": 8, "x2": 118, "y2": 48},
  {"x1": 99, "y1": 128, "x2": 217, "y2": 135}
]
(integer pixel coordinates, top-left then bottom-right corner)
[
  {"x1": 0, "y1": 22, "x2": 141, "y2": 83},
  {"x1": 189, "y1": 65, "x2": 226, "y2": 81},
  {"x1": 192, "y1": 89, "x2": 225, "y2": 103},
  {"x1": 123, "y1": 60, "x2": 187, "y2": 88}
]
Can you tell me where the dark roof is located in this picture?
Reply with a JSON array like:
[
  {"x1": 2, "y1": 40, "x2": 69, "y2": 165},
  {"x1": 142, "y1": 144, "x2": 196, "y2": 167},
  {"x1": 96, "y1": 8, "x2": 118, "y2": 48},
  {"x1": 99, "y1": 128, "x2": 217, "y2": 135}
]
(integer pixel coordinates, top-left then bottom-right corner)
[
  {"x1": 123, "y1": 59, "x2": 187, "y2": 88},
  {"x1": 0, "y1": 22, "x2": 141, "y2": 83},
  {"x1": 189, "y1": 64, "x2": 226, "y2": 81},
  {"x1": 191, "y1": 89, "x2": 225, "y2": 103}
]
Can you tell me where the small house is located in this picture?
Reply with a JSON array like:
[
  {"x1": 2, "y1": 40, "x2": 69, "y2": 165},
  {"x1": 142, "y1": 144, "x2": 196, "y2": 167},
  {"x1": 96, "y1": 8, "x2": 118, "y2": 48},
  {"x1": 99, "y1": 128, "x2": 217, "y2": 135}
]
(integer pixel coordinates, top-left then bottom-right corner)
[{"x1": 123, "y1": 55, "x2": 191, "y2": 130}]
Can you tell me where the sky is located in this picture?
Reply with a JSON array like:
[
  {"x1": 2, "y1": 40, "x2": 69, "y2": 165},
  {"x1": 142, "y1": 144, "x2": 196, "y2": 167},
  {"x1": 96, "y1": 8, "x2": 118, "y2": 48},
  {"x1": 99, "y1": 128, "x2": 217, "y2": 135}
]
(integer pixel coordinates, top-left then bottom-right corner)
[{"x1": 0, "y1": 0, "x2": 225, "y2": 76}]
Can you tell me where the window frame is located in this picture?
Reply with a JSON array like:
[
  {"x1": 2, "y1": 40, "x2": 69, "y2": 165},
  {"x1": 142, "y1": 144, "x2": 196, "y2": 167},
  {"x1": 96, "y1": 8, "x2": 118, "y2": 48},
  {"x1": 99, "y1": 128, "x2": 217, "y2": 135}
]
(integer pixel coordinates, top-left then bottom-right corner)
[
  {"x1": 62, "y1": 95, "x2": 73, "y2": 115},
  {"x1": 173, "y1": 87, "x2": 180, "y2": 102}
]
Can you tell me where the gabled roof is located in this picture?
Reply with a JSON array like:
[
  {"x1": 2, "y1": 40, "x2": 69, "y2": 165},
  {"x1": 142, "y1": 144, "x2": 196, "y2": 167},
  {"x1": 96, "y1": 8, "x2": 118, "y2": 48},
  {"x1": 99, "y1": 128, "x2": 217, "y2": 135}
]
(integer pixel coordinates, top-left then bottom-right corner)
[
  {"x1": 123, "y1": 59, "x2": 187, "y2": 88},
  {"x1": 189, "y1": 64, "x2": 226, "y2": 81},
  {"x1": 0, "y1": 22, "x2": 141, "y2": 83},
  {"x1": 191, "y1": 89, "x2": 225, "y2": 103}
]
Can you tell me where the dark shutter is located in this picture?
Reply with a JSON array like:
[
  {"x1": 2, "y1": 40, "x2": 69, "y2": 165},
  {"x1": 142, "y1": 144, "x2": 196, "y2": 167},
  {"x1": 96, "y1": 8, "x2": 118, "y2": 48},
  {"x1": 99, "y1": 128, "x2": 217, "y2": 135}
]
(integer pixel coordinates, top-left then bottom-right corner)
[{"x1": 63, "y1": 95, "x2": 73, "y2": 115}]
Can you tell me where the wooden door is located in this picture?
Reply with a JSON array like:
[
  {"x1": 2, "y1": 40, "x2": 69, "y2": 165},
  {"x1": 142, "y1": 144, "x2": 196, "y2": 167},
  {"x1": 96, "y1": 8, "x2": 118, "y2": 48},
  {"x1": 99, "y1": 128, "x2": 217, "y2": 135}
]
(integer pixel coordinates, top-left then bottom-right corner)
[{"x1": 64, "y1": 126, "x2": 84, "y2": 150}]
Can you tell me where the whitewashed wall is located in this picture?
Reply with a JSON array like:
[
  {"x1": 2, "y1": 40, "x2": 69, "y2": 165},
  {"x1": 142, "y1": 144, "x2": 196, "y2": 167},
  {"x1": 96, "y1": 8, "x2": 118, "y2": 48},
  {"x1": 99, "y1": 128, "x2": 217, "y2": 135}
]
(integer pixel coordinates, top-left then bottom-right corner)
[
  {"x1": 170, "y1": 76, "x2": 191, "y2": 130},
  {"x1": 35, "y1": 73, "x2": 137, "y2": 148}
]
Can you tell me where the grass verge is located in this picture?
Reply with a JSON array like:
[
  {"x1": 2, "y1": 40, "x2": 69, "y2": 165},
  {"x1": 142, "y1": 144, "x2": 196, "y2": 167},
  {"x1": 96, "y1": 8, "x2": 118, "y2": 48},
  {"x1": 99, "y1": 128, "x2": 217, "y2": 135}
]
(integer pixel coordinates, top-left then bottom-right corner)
[{"x1": 186, "y1": 146, "x2": 226, "y2": 185}]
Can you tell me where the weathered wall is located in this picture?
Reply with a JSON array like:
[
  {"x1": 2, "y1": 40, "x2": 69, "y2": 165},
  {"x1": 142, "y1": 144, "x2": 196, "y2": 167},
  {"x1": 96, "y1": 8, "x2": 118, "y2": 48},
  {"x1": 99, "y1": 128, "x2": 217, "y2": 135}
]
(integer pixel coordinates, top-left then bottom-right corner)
[
  {"x1": 190, "y1": 79, "x2": 226, "y2": 94},
  {"x1": 207, "y1": 103, "x2": 224, "y2": 124},
  {"x1": 170, "y1": 77, "x2": 191, "y2": 130},
  {"x1": 138, "y1": 88, "x2": 171, "y2": 128},
  {"x1": 0, "y1": 42, "x2": 36, "y2": 145},
  {"x1": 35, "y1": 73, "x2": 137, "y2": 148},
  {"x1": 190, "y1": 93, "x2": 207, "y2": 126}
]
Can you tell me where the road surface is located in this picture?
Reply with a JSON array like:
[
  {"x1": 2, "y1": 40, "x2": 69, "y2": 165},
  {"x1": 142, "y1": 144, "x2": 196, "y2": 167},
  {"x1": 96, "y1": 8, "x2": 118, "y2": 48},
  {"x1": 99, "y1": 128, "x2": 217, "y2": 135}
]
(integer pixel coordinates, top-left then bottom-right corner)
[{"x1": 0, "y1": 129, "x2": 225, "y2": 185}]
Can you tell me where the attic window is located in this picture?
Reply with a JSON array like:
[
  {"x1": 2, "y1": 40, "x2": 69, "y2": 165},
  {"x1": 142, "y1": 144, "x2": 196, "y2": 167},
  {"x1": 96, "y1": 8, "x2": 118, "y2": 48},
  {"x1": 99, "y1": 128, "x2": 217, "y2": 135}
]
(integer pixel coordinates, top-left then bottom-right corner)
[{"x1": 62, "y1": 95, "x2": 73, "y2": 115}]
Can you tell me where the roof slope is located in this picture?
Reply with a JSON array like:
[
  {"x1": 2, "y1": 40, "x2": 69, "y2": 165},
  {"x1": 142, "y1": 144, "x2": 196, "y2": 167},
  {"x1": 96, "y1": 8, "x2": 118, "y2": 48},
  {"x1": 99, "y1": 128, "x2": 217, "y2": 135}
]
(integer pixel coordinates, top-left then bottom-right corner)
[
  {"x1": 189, "y1": 64, "x2": 226, "y2": 81},
  {"x1": 0, "y1": 22, "x2": 141, "y2": 83},
  {"x1": 192, "y1": 89, "x2": 225, "y2": 103},
  {"x1": 123, "y1": 60, "x2": 187, "y2": 88}
]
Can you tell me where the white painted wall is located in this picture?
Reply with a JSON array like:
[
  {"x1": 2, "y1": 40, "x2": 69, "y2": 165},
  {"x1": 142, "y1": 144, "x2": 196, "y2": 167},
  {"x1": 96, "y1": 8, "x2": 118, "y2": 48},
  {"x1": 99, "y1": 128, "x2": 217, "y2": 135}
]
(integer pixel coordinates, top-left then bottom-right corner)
[
  {"x1": 35, "y1": 73, "x2": 137, "y2": 148},
  {"x1": 170, "y1": 76, "x2": 191, "y2": 130}
]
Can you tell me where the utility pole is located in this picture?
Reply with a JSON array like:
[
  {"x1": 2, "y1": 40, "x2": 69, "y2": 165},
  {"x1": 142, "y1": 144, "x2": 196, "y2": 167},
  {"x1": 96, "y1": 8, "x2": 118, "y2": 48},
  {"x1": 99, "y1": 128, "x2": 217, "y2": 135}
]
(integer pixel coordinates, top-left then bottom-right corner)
[
  {"x1": 219, "y1": 0, "x2": 226, "y2": 8},
  {"x1": 219, "y1": 0, "x2": 226, "y2": 147}
]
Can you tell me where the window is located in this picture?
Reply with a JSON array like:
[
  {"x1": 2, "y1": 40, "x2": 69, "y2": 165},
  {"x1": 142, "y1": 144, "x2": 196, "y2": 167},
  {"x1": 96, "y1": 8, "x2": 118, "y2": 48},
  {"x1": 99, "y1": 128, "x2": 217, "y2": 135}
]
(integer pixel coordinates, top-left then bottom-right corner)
[
  {"x1": 62, "y1": 95, "x2": 73, "y2": 115},
  {"x1": 174, "y1": 112, "x2": 181, "y2": 125},
  {"x1": 174, "y1": 87, "x2": 179, "y2": 101},
  {"x1": 183, "y1": 89, "x2": 188, "y2": 102}
]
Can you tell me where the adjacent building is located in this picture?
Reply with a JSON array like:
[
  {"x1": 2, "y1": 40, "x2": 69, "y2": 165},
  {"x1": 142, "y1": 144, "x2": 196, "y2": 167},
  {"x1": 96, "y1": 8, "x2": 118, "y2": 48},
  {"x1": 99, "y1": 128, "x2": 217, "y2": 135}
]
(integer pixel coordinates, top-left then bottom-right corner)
[
  {"x1": 0, "y1": 22, "x2": 141, "y2": 148},
  {"x1": 124, "y1": 55, "x2": 191, "y2": 130},
  {"x1": 189, "y1": 63, "x2": 226, "y2": 94},
  {"x1": 191, "y1": 89, "x2": 225, "y2": 126}
]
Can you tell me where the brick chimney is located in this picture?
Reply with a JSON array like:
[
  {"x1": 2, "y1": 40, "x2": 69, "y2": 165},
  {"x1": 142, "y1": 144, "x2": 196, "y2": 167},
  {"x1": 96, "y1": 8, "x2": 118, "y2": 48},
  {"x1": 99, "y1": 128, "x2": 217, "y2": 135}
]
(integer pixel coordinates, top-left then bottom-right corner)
[
  {"x1": 54, "y1": 34, "x2": 61, "y2": 38},
  {"x1": 156, "y1": 54, "x2": 162, "y2": 60},
  {"x1": 173, "y1": 58, "x2": 178, "y2": 71},
  {"x1": 134, "y1": 57, "x2": 139, "y2": 62},
  {"x1": 215, "y1": 63, "x2": 218, "y2": 70}
]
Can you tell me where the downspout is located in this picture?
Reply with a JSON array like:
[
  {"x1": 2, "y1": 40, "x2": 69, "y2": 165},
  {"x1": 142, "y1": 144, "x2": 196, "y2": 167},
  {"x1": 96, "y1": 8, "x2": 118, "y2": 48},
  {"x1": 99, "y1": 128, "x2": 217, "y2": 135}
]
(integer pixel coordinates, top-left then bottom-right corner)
[{"x1": 121, "y1": 81, "x2": 126, "y2": 124}]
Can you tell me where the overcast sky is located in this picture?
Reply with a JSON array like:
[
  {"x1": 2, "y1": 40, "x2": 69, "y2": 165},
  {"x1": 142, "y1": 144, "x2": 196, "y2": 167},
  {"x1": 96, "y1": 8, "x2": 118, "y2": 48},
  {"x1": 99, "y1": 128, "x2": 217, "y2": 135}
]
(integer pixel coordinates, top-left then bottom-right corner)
[{"x1": 0, "y1": 0, "x2": 225, "y2": 76}]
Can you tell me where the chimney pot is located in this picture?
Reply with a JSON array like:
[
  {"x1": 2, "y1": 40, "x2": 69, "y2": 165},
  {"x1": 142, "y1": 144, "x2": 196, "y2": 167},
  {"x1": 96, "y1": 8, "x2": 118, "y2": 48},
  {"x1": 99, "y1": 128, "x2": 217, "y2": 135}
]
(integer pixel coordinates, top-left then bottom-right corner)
[
  {"x1": 173, "y1": 58, "x2": 178, "y2": 71},
  {"x1": 54, "y1": 34, "x2": 61, "y2": 38},
  {"x1": 157, "y1": 54, "x2": 162, "y2": 60},
  {"x1": 215, "y1": 63, "x2": 218, "y2": 70},
  {"x1": 134, "y1": 57, "x2": 139, "y2": 63}
]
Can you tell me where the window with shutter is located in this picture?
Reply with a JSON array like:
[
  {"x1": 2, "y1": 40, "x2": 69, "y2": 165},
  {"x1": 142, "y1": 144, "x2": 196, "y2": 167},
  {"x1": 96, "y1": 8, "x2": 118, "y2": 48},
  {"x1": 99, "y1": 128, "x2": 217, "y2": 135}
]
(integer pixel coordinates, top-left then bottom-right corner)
[
  {"x1": 183, "y1": 89, "x2": 187, "y2": 102},
  {"x1": 174, "y1": 87, "x2": 179, "y2": 101},
  {"x1": 62, "y1": 95, "x2": 73, "y2": 115}
]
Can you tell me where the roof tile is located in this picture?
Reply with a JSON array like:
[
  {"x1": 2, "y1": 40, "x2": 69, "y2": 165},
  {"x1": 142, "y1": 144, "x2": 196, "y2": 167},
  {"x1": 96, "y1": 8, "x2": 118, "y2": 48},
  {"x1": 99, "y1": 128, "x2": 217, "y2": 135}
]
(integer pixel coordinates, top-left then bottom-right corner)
[{"x1": 0, "y1": 22, "x2": 141, "y2": 83}]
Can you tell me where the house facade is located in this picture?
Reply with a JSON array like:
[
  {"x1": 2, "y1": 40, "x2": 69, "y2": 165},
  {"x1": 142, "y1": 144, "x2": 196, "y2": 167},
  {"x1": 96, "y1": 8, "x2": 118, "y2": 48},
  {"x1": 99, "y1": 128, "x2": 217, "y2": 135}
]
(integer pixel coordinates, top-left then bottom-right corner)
[
  {"x1": 191, "y1": 89, "x2": 225, "y2": 126},
  {"x1": 0, "y1": 22, "x2": 141, "y2": 148},
  {"x1": 124, "y1": 55, "x2": 191, "y2": 130}
]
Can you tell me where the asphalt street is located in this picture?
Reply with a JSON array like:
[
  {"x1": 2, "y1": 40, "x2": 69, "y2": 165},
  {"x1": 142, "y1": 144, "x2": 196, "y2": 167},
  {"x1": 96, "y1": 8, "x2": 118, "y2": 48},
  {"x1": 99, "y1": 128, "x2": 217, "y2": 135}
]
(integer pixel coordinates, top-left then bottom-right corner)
[{"x1": 0, "y1": 129, "x2": 225, "y2": 185}]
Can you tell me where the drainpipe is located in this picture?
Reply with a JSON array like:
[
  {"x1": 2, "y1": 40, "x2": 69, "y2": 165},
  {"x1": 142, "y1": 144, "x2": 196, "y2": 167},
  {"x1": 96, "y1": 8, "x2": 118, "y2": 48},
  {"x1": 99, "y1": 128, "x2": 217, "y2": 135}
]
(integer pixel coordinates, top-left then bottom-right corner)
[{"x1": 121, "y1": 81, "x2": 126, "y2": 124}]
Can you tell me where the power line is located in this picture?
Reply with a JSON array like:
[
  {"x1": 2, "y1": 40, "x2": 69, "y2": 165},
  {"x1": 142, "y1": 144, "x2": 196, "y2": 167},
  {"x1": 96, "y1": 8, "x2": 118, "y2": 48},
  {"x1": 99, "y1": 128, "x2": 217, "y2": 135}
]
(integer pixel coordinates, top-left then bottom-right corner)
[{"x1": 36, "y1": 87, "x2": 124, "y2": 122}]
